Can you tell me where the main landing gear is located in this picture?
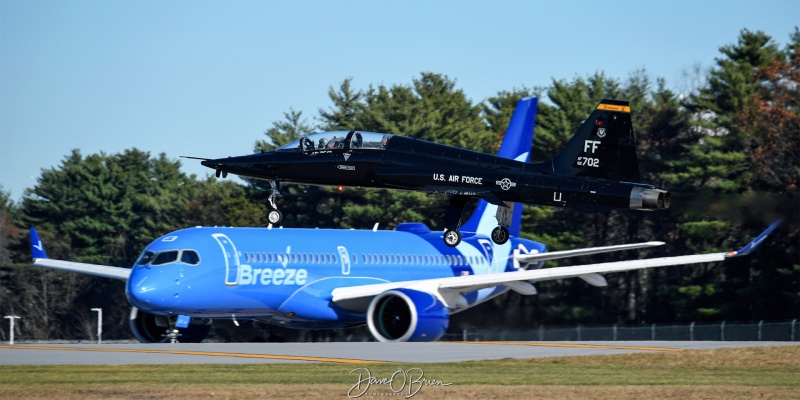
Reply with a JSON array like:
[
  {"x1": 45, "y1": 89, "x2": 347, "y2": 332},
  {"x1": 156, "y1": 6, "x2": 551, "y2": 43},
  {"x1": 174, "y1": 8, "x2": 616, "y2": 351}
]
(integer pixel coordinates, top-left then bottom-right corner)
[
  {"x1": 266, "y1": 180, "x2": 283, "y2": 225},
  {"x1": 443, "y1": 229, "x2": 462, "y2": 247},
  {"x1": 442, "y1": 196, "x2": 513, "y2": 247},
  {"x1": 491, "y1": 202, "x2": 513, "y2": 245}
]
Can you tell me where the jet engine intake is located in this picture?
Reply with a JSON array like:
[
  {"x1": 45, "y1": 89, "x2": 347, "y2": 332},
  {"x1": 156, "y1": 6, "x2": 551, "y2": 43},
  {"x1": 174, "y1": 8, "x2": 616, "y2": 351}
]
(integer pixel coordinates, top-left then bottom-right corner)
[
  {"x1": 129, "y1": 307, "x2": 211, "y2": 343},
  {"x1": 629, "y1": 187, "x2": 671, "y2": 210},
  {"x1": 366, "y1": 289, "x2": 449, "y2": 342}
]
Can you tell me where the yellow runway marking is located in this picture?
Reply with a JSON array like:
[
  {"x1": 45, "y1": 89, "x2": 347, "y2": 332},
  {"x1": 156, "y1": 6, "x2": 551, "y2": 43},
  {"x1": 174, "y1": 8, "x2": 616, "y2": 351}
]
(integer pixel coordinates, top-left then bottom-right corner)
[
  {"x1": 461, "y1": 341, "x2": 683, "y2": 352},
  {"x1": 0, "y1": 345, "x2": 388, "y2": 364}
]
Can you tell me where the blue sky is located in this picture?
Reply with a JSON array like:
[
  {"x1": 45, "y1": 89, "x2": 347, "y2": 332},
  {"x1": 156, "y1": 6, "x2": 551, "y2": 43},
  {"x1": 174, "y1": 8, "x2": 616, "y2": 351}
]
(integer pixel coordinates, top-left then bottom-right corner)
[{"x1": 1, "y1": 0, "x2": 797, "y2": 202}]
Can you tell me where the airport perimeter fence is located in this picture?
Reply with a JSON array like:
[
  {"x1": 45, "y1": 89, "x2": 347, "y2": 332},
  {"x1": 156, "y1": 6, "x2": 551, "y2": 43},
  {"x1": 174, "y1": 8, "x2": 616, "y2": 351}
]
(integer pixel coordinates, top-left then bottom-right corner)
[{"x1": 441, "y1": 320, "x2": 800, "y2": 342}]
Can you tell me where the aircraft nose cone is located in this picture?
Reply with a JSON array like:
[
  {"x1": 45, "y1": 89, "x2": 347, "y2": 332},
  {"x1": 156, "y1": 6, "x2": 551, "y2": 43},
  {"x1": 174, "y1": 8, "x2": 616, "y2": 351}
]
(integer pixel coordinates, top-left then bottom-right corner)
[{"x1": 127, "y1": 273, "x2": 181, "y2": 313}]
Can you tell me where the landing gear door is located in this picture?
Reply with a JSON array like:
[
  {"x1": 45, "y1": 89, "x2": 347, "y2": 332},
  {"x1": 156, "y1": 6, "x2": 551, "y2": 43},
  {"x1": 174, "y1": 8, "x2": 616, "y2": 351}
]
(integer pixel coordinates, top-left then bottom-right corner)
[{"x1": 212, "y1": 233, "x2": 240, "y2": 286}]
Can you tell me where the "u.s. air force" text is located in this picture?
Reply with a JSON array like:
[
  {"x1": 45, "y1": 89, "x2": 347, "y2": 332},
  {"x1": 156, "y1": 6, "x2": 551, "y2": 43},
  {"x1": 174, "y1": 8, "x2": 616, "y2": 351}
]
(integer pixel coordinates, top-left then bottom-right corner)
[{"x1": 432, "y1": 174, "x2": 483, "y2": 185}]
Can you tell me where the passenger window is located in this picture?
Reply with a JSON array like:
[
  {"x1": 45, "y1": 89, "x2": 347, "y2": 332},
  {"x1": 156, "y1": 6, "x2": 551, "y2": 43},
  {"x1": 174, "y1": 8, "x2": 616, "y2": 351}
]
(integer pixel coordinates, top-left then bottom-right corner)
[
  {"x1": 152, "y1": 250, "x2": 179, "y2": 266},
  {"x1": 180, "y1": 250, "x2": 200, "y2": 265}
]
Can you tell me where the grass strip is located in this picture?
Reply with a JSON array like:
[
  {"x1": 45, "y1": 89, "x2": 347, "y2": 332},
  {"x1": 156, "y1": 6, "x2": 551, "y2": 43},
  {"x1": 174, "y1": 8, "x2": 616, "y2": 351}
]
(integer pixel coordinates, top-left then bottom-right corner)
[{"x1": 1, "y1": 345, "x2": 798, "y2": 399}]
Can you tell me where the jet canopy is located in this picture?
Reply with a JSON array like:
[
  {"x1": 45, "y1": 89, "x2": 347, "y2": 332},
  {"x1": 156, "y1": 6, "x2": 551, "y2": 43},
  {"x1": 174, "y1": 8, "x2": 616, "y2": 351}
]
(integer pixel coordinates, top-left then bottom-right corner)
[{"x1": 276, "y1": 131, "x2": 394, "y2": 153}]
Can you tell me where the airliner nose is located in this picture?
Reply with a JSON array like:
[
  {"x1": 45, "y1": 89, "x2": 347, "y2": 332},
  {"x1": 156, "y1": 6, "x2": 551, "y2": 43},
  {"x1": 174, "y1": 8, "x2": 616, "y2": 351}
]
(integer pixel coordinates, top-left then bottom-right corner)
[{"x1": 127, "y1": 273, "x2": 182, "y2": 313}]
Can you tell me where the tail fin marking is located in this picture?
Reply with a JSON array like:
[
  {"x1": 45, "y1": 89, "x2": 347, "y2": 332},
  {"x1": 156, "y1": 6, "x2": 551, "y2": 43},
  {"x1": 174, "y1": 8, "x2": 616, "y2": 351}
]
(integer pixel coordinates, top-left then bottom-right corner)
[
  {"x1": 30, "y1": 228, "x2": 48, "y2": 259},
  {"x1": 551, "y1": 99, "x2": 641, "y2": 183}
]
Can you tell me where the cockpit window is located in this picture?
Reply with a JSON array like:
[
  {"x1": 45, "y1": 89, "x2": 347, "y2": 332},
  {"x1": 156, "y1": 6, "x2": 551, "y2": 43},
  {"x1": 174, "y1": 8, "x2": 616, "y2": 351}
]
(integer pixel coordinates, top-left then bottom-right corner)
[
  {"x1": 275, "y1": 131, "x2": 393, "y2": 152},
  {"x1": 352, "y1": 131, "x2": 393, "y2": 149},
  {"x1": 181, "y1": 250, "x2": 200, "y2": 265},
  {"x1": 136, "y1": 251, "x2": 156, "y2": 265},
  {"x1": 151, "y1": 250, "x2": 179, "y2": 266}
]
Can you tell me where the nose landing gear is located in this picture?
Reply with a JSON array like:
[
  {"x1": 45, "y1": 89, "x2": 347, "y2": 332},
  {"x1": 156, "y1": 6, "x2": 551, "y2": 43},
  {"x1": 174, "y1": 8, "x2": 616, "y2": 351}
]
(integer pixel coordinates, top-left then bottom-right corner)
[{"x1": 267, "y1": 180, "x2": 283, "y2": 226}]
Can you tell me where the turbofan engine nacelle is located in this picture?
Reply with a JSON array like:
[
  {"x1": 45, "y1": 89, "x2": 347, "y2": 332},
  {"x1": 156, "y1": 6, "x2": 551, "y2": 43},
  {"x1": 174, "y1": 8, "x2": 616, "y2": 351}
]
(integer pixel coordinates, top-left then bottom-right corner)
[
  {"x1": 366, "y1": 289, "x2": 449, "y2": 342},
  {"x1": 129, "y1": 307, "x2": 211, "y2": 343}
]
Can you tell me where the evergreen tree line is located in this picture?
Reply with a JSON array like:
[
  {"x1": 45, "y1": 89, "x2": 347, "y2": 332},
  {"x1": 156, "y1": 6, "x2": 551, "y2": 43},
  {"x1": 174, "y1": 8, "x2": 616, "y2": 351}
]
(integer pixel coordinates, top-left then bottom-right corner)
[{"x1": 0, "y1": 29, "x2": 797, "y2": 341}]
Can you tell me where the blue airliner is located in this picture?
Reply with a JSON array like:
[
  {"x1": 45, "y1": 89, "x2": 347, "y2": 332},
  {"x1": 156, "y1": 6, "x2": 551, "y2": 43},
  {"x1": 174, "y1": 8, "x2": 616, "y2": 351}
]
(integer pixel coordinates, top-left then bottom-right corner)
[{"x1": 29, "y1": 97, "x2": 780, "y2": 343}]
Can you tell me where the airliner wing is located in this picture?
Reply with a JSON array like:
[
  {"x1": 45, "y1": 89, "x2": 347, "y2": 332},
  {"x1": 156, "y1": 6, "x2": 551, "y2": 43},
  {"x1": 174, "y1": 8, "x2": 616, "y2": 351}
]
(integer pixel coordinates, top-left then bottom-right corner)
[
  {"x1": 30, "y1": 228, "x2": 131, "y2": 281},
  {"x1": 32, "y1": 258, "x2": 131, "y2": 280},
  {"x1": 514, "y1": 241, "x2": 665, "y2": 264},
  {"x1": 331, "y1": 220, "x2": 782, "y2": 310}
]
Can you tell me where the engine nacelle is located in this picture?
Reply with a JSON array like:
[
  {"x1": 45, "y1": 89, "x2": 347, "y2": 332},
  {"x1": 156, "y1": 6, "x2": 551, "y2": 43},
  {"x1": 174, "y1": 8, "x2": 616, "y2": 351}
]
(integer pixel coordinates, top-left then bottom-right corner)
[
  {"x1": 129, "y1": 307, "x2": 211, "y2": 343},
  {"x1": 366, "y1": 289, "x2": 449, "y2": 342}
]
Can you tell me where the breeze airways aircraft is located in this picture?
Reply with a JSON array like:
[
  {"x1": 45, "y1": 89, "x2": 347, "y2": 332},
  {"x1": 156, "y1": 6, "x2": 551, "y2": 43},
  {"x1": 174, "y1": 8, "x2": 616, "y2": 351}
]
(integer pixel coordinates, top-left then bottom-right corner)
[{"x1": 30, "y1": 97, "x2": 779, "y2": 343}]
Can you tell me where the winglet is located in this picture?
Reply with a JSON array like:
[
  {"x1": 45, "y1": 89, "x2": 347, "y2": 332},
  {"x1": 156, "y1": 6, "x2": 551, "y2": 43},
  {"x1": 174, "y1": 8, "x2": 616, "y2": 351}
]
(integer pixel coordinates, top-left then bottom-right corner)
[
  {"x1": 30, "y1": 228, "x2": 48, "y2": 259},
  {"x1": 726, "y1": 219, "x2": 783, "y2": 258}
]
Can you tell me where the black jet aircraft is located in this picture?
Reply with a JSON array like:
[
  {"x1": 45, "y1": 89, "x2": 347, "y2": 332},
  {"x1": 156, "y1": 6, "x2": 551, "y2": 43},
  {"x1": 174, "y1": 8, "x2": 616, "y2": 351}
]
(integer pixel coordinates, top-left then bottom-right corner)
[{"x1": 193, "y1": 97, "x2": 670, "y2": 247}]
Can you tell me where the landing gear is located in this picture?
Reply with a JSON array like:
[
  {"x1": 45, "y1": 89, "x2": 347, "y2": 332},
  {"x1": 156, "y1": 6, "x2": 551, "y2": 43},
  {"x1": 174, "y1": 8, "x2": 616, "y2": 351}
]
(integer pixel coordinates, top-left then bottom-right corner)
[
  {"x1": 444, "y1": 229, "x2": 462, "y2": 247},
  {"x1": 214, "y1": 166, "x2": 228, "y2": 179},
  {"x1": 162, "y1": 320, "x2": 182, "y2": 343},
  {"x1": 267, "y1": 180, "x2": 283, "y2": 225},
  {"x1": 491, "y1": 226, "x2": 509, "y2": 245},
  {"x1": 491, "y1": 202, "x2": 513, "y2": 245},
  {"x1": 268, "y1": 209, "x2": 283, "y2": 225},
  {"x1": 442, "y1": 195, "x2": 470, "y2": 247}
]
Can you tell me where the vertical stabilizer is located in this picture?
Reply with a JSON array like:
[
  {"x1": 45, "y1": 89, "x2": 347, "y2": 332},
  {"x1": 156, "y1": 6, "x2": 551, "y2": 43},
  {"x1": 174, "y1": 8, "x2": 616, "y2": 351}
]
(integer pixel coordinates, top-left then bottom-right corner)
[
  {"x1": 462, "y1": 97, "x2": 538, "y2": 236},
  {"x1": 551, "y1": 99, "x2": 641, "y2": 183}
]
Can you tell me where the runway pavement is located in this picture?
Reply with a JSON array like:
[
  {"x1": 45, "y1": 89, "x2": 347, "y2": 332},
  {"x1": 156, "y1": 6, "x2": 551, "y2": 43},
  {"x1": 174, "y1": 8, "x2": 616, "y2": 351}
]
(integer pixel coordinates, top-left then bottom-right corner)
[{"x1": 1, "y1": 341, "x2": 797, "y2": 365}]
